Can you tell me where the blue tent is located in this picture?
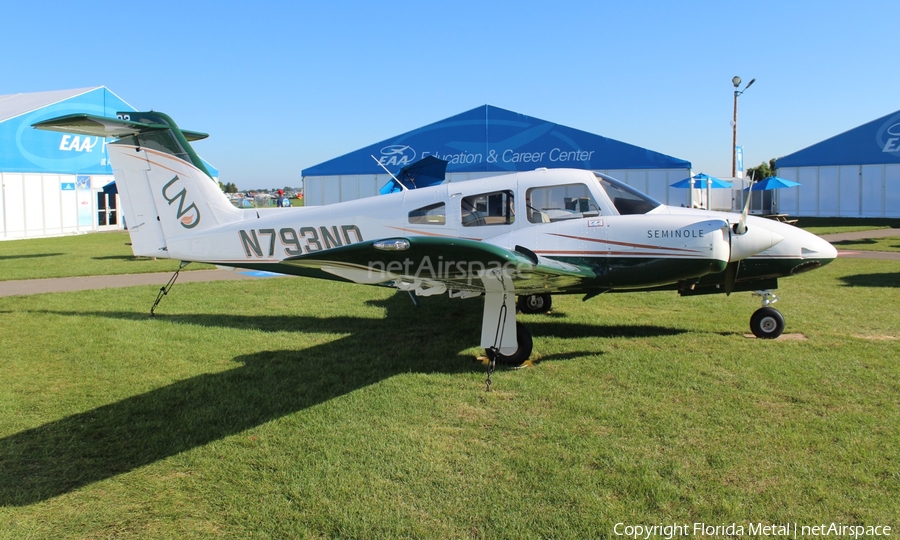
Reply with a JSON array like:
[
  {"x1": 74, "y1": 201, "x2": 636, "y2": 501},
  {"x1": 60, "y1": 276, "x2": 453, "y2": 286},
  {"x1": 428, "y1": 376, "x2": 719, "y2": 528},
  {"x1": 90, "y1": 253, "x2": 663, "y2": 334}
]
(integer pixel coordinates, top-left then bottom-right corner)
[
  {"x1": 777, "y1": 109, "x2": 900, "y2": 167},
  {"x1": 303, "y1": 105, "x2": 690, "y2": 177}
]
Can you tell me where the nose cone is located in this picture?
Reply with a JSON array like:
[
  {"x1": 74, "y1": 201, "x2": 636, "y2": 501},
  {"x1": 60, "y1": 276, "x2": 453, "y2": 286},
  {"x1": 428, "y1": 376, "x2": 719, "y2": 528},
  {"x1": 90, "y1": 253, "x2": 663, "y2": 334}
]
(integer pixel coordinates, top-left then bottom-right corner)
[
  {"x1": 730, "y1": 226, "x2": 784, "y2": 262},
  {"x1": 802, "y1": 234, "x2": 838, "y2": 262}
]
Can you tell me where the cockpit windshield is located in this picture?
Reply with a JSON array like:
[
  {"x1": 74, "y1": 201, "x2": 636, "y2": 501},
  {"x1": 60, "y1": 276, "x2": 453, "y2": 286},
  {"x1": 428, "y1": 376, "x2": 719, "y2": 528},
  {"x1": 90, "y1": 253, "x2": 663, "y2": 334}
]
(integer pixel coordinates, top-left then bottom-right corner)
[{"x1": 593, "y1": 173, "x2": 662, "y2": 215}]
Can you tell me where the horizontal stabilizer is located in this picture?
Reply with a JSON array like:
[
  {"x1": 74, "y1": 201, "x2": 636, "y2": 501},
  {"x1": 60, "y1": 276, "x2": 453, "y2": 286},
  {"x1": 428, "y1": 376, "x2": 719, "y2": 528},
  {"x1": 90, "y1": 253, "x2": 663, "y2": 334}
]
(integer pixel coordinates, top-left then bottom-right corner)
[{"x1": 32, "y1": 113, "x2": 209, "y2": 141}]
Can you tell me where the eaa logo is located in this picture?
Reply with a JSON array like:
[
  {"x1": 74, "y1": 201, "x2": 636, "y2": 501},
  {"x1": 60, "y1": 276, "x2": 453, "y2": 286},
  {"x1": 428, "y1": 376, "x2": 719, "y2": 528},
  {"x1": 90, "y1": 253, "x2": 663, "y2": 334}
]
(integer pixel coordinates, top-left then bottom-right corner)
[
  {"x1": 379, "y1": 144, "x2": 416, "y2": 167},
  {"x1": 882, "y1": 122, "x2": 900, "y2": 153},
  {"x1": 162, "y1": 176, "x2": 201, "y2": 229},
  {"x1": 58, "y1": 135, "x2": 101, "y2": 153}
]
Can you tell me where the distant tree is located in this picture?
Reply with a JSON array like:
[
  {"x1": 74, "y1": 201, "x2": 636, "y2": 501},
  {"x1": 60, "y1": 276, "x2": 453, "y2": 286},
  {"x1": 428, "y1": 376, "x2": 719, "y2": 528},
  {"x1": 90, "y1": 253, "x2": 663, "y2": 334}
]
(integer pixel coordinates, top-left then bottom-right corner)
[
  {"x1": 224, "y1": 182, "x2": 239, "y2": 194},
  {"x1": 746, "y1": 158, "x2": 777, "y2": 181}
]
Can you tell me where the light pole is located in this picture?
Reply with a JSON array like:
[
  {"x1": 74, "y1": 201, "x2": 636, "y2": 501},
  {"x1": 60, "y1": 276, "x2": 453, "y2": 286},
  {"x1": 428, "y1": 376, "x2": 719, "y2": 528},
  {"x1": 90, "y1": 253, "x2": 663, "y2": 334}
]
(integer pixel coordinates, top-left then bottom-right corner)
[{"x1": 732, "y1": 75, "x2": 755, "y2": 177}]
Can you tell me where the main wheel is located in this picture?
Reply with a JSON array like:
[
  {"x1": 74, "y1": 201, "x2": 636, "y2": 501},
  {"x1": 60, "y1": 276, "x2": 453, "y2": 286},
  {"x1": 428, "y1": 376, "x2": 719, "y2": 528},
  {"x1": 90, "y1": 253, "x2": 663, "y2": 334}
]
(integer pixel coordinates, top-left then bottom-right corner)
[
  {"x1": 490, "y1": 321, "x2": 534, "y2": 366},
  {"x1": 518, "y1": 293, "x2": 552, "y2": 314},
  {"x1": 750, "y1": 307, "x2": 785, "y2": 339}
]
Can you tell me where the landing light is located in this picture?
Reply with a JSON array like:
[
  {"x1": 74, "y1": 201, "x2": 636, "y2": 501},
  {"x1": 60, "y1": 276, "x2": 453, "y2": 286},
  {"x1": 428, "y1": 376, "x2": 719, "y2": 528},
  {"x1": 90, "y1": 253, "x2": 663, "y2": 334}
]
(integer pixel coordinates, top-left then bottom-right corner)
[{"x1": 374, "y1": 239, "x2": 410, "y2": 251}]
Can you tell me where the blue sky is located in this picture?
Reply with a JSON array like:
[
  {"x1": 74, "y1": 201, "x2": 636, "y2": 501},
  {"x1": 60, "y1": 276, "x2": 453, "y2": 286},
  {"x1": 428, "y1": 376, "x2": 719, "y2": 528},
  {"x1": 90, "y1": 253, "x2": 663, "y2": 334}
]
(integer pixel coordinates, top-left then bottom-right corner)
[{"x1": 3, "y1": 0, "x2": 898, "y2": 190}]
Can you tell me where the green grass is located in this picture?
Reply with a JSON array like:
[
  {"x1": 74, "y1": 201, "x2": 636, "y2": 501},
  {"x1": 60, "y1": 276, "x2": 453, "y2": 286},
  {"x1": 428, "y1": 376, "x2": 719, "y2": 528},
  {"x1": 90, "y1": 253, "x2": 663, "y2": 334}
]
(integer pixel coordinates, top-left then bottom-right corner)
[
  {"x1": 0, "y1": 232, "x2": 214, "y2": 281},
  {"x1": 1, "y1": 255, "x2": 898, "y2": 538}
]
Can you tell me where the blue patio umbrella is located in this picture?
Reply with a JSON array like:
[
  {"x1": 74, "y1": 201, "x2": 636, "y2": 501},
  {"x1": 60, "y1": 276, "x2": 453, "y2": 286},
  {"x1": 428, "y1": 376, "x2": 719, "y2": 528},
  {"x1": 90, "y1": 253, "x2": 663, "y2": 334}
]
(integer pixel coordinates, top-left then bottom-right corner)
[
  {"x1": 671, "y1": 173, "x2": 733, "y2": 189},
  {"x1": 671, "y1": 173, "x2": 732, "y2": 209},
  {"x1": 749, "y1": 176, "x2": 801, "y2": 191},
  {"x1": 744, "y1": 176, "x2": 801, "y2": 215}
]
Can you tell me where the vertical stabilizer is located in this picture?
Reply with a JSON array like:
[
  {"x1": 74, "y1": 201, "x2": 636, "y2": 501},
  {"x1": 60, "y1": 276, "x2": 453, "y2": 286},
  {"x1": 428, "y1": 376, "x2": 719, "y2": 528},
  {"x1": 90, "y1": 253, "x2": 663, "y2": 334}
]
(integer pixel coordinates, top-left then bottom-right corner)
[
  {"x1": 33, "y1": 111, "x2": 245, "y2": 259},
  {"x1": 107, "y1": 140, "x2": 243, "y2": 253}
]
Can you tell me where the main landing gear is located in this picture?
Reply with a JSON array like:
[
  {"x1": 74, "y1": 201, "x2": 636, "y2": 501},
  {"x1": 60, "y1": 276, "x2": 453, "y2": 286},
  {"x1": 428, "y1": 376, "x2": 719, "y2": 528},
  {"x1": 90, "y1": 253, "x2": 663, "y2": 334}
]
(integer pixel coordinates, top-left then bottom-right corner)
[
  {"x1": 518, "y1": 293, "x2": 552, "y2": 314},
  {"x1": 749, "y1": 290, "x2": 785, "y2": 339},
  {"x1": 483, "y1": 292, "x2": 546, "y2": 369},
  {"x1": 481, "y1": 272, "x2": 536, "y2": 382},
  {"x1": 487, "y1": 321, "x2": 533, "y2": 366}
]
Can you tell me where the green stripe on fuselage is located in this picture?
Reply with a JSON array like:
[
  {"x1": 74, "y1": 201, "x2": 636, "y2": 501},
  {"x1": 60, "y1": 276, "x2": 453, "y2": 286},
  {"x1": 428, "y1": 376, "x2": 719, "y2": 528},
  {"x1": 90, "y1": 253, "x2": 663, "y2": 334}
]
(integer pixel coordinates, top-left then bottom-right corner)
[{"x1": 550, "y1": 256, "x2": 727, "y2": 289}]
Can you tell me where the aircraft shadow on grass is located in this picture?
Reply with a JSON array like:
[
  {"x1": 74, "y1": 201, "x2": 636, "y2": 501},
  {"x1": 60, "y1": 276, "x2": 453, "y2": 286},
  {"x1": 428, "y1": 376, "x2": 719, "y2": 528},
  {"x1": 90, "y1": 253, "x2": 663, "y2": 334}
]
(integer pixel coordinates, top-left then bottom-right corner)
[
  {"x1": 839, "y1": 272, "x2": 900, "y2": 288},
  {"x1": 0, "y1": 253, "x2": 64, "y2": 261},
  {"x1": 91, "y1": 255, "x2": 146, "y2": 261},
  {"x1": 832, "y1": 239, "x2": 879, "y2": 247},
  {"x1": 0, "y1": 294, "x2": 683, "y2": 506}
]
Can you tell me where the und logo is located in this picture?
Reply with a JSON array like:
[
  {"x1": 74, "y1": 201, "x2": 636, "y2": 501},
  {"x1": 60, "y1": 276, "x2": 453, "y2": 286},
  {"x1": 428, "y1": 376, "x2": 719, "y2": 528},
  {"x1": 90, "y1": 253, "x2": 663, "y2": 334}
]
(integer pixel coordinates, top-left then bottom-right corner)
[{"x1": 162, "y1": 176, "x2": 201, "y2": 229}]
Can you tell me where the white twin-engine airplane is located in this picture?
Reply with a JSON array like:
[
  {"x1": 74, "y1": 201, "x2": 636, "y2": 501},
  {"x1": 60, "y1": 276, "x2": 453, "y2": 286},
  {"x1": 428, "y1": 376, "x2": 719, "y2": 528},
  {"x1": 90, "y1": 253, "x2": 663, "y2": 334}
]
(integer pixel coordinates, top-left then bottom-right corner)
[{"x1": 35, "y1": 111, "x2": 837, "y2": 366}]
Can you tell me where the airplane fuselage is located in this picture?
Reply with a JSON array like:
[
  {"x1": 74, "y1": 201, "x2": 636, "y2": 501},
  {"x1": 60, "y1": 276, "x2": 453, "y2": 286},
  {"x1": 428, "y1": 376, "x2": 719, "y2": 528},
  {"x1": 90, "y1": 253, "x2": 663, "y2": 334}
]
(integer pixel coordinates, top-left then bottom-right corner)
[{"x1": 152, "y1": 165, "x2": 834, "y2": 296}]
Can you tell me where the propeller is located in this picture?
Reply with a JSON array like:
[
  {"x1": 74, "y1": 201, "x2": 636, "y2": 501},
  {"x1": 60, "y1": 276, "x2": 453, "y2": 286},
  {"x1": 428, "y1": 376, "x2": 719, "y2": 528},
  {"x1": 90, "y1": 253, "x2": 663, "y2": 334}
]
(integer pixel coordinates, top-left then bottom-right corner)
[
  {"x1": 723, "y1": 261, "x2": 740, "y2": 295},
  {"x1": 733, "y1": 170, "x2": 755, "y2": 236},
  {"x1": 726, "y1": 171, "x2": 756, "y2": 294}
]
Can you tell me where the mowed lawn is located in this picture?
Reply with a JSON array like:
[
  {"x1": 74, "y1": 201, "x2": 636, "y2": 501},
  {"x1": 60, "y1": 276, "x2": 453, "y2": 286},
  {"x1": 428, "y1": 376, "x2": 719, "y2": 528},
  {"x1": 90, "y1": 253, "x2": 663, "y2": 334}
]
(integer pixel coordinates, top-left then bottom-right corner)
[
  {"x1": 0, "y1": 231, "x2": 213, "y2": 281},
  {"x1": 0, "y1": 237, "x2": 898, "y2": 537}
]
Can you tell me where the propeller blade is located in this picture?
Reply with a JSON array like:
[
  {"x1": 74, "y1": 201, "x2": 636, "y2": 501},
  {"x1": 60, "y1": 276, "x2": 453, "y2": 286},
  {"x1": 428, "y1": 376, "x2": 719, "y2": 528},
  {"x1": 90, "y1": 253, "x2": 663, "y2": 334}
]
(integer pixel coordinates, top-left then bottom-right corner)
[
  {"x1": 724, "y1": 261, "x2": 740, "y2": 295},
  {"x1": 734, "y1": 170, "x2": 755, "y2": 235}
]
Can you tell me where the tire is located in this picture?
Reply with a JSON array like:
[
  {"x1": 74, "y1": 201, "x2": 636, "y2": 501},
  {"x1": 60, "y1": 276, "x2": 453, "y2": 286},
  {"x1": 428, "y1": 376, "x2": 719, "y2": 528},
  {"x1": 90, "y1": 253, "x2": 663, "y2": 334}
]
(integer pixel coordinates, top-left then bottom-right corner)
[
  {"x1": 491, "y1": 321, "x2": 534, "y2": 366},
  {"x1": 750, "y1": 307, "x2": 785, "y2": 339},
  {"x1": 518, "y1": 293, "x2": 552, "y2": 314}
]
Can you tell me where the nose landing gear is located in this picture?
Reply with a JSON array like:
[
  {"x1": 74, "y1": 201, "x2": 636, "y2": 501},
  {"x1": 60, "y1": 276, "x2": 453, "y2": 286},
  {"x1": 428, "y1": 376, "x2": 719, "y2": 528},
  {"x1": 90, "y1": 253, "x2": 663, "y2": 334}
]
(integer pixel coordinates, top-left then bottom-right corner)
[{"x1": 750, "y1": 290, "x2": 785, "y2": 339}]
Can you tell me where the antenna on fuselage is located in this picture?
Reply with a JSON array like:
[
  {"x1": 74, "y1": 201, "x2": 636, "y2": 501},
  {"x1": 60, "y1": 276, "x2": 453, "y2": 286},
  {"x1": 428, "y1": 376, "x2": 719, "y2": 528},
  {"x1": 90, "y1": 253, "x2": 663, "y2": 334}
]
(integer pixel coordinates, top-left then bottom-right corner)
[{"x1": 371, "y1": 155, "x2": 408, "y2": 192}]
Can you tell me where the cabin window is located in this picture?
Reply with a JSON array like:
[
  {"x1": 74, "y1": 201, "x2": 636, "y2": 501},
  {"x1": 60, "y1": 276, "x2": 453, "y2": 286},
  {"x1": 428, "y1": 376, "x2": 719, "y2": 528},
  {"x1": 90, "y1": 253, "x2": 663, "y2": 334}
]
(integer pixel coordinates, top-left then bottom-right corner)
[
  {"x1": 461, "y1": 190, "x2": 515, "y2": 227},
  {"x1": 594, "y1": 174, "x2": 661, "y2": 215},
  {"x1": 408, "y1": 202, "x2": 446, "y2": 225},
  {"x1": 525, "y1": 184, "x2": 600, "y2": 223}
]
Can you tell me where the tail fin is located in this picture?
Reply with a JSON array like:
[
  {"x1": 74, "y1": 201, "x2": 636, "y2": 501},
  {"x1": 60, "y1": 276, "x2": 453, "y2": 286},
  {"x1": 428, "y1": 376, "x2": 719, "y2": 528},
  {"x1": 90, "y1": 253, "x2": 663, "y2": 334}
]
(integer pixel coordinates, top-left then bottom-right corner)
[{"x1": 34, "y1": 111, "x2": 243, "y2": 258}]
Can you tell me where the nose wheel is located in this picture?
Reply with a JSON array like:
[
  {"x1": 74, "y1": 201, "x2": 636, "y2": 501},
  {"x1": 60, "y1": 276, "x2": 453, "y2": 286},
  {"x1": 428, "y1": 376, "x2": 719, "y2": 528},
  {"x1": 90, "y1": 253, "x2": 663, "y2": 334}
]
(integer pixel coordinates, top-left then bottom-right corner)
[
  {"x1": 749, "y1": 290, "x2": 785, "y2": 339},
  {"x1": 750, "y1": 307, "x2": 785, "y2": 338}
]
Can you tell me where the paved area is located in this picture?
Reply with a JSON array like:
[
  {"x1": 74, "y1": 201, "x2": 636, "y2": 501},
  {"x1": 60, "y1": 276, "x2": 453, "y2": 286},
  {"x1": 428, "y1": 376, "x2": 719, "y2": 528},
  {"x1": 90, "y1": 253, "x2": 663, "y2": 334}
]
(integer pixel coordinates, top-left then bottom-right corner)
[
  {"x1": 819, "y1": 228, "x2": 900, "y2": 242},
  {"x1": 820, "y1": 228, "x2": 900, "y2": 260},
  {"x1": 1, "y1": 229, "x2": 897, "y2": 298},
  {"x1": 0, "y1": 269, "x2": 274, "y2": 298}
]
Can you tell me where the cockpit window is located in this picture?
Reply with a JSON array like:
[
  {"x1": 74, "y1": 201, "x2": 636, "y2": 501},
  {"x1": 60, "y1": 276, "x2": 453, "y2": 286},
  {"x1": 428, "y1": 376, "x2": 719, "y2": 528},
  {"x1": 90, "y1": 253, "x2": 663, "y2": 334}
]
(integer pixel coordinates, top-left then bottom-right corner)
[
  {"x1": 594, "y1": 173, "x2": 661, "y2": 215},
  {"x1": 525, "y1": 184, "x2": 600, "y2": 223},
  {"x1": 461, "y1": 190, "x2": 515, "y2": 227}
]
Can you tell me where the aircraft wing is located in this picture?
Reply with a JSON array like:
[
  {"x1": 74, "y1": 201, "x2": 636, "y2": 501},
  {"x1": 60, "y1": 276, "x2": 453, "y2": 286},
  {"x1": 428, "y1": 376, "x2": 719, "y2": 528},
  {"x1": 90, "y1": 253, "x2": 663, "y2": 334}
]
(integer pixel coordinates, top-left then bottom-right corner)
[
  {"x1": 281, "y1": 236, "x2": 596, "y2": 294},
  {"x1": 32, "y1": 113, "x2": 209, "y2": 141}
]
